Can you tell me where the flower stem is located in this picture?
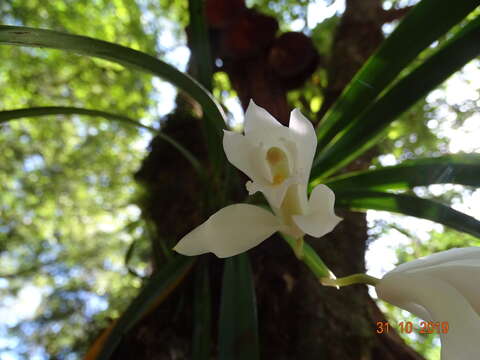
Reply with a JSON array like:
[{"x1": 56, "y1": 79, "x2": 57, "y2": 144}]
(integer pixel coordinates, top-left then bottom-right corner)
[
  {"x1": 320, "y1": 273, "x2": 380, "y2": 288},
  {"x1": 295, "y1": 236, "x2": 304, "y2": 259},
  {"x1": 282, "y1": 234, "x2": 332, "y2": 278}
]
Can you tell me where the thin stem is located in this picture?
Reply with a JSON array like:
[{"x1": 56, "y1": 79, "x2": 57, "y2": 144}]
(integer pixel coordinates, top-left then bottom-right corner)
[
  {"x1": 320, "y1": 273, "x2": 380, "y2": 288},
  {"x1": 282, "y1": 234, "x2": 332, "y2": 278},
  {"x1": 295, "y1": 236, "x2": 304, "y2": 259}
]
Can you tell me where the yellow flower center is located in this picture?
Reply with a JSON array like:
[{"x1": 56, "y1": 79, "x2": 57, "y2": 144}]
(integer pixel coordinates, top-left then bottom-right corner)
[
  {"x1": 273, "y1": 174, "x2": 285, "y2": 185},
  {"x1": 266, "y1": 147, "x2": 283, "y2": 164},
  {"x1": 266, "y1": 147, "x2": 290, "y2": 185}
]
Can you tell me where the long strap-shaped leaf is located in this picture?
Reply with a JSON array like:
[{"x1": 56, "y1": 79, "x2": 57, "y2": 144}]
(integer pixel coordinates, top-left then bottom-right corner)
[
  {"x1": 0, "y1": 106, "x2": 203, "y2": 175},
  {"x1": 192, "y1": 261, "x2": 212, "y2": 360},
  {"x1": 315, "y1": 0, "x2": 480, "y2": 148},
  {"x1": 219, "y1": 253, "x2": 259, "y2": 360},
  {"x1": 188, "y1": 0, "x2": 213, "y2": 92},
  {"x1": 312, "y1": 14, "x2": 480, "y2": 179},
  {"x1": 96, "y1": 256, "x2": 195, "y2": 360},
  {"x1": 326, "y1": 154, "x2": 480, "y2": 191},
  {"x1": 0, "y1": 25, "x2": 226, "y2": 168},
  {"x1": 0, "y1": 106, "x2": 156, "y2": 131},
  {"x1": 335, "y1": 190, "x2": 480, "y2": 238}
]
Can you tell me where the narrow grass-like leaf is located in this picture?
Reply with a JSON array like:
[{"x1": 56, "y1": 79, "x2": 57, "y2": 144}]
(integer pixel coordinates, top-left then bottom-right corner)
[
  {"x1": 188, "y1": 0, "x2": 213, "y2": 91},
  {"x1": 283, "y1": 234, "x2": 333, "y2": 279},
  {"x1": 315, "y1": 0, "x2": 480, "y2": 148},
  {"x1": 312, "y1": 15, "x2": 480, "y2": 179},
  {"x1": 0, "y1": 106, "x2": 156, "y2": 131},
  {"x1": 96, "y1": 256, "x2": 195, "y2": 360},
  {"x1": 335, "y1": 190, "x2": 480, "y2": 238},
  {"x1": 219, "y1": 253, "x2": 259, "y2": 360},
  {"x1": 0, "y1": 25, "x2": 226, "y2": 167},
  {"x1": 0, "y1": 106, "x2": 204, "y2": 176},
  {"x1": 325, "y1": 154, "x2": 480, "y2": 191},
  {"x1": 124, "y1": 238, "x2": 144, "y2": 279},
  {"x1": 192, "y1": 261, "x2": 211, "y2": 360},
  {"x1": 187, "y1": 0, "x2": 223, "y2": 187}
]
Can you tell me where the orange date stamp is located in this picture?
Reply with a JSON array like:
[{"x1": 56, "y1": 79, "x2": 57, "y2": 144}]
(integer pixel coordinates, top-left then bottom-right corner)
[{"x1": 376, "y1": 321, "x2": 449, "y2": 334}]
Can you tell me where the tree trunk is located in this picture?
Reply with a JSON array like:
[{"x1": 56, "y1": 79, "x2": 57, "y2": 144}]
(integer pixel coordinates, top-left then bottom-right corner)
[{"x1": 115, "y1": 1, "x2": 424, "y2": 359}]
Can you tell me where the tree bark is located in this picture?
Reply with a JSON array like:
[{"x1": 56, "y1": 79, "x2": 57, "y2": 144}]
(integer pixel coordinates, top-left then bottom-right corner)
[{"x1": 116, "y1": 1, "x2": 423, "y2": 359}]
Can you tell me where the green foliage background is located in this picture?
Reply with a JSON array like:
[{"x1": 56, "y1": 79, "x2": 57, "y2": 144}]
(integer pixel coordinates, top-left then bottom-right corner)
[{"x1": 0, "y1": 0, "x2": 160, "y2": 357}]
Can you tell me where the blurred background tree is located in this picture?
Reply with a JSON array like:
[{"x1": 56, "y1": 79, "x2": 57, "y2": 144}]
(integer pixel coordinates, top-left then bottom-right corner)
[{"x1": 0, "y1": 0, "x2": 478, "y2": 359}]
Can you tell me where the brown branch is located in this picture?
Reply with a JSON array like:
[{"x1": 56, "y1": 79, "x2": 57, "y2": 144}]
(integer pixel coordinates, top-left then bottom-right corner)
[{"x1": 380, "y1": 6, "x2": 415, "y2": 23}]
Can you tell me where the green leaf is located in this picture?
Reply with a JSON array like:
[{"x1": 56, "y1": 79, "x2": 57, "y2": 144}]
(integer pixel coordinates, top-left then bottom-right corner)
[
  {"x1": 335, "y1": 190, "x2": 480, "y2": 238},
  {"x1": 187, "y1": 0, "x2": 223, "y2": 183},
  {"x1": 0, "y1": 106, "x2": 204, "y2": 176},
  {"x1": 188, "y1": 0, "x2": 213, "y2": 91},
  {"x1": 96, "y1": 256, "x2": 195, "y2": 360},
  {"x1": 0, "y1": 25, "x2": 226, "y2": 168},
  {"x1": 315, "y1": 0, "x2": 480, "y2": 149},
  {"x1": 325, "y1": 154, "x2": 480, "y2": 191},
  {"x1": 192, "y1": 261, "x2": 211, "y2": 360},
  {"x1": 124, "y1": 238, "x2": 144, "y2": 279},
  {"x1": 219, "y1": 253, "x2": 259, "y2": 360},
  {"x1": 0, "y1": 106, "x2": 156, "y2": 131},
  {"x1": 283, "y1": 234, "x2": 332, "y2": 279},
  {"x1": 312, "y1": 14, "x2": 480, "y2": 179}
]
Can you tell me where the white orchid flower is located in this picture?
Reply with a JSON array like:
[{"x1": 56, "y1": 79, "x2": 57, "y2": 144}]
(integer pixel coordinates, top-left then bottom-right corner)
[
  {"x1": 223, "y1": 100, "x2": 317, "y2": 209},
  {"x1": 376, "y1": 247, "x2": 480, "y2": 360},
  {"x1": 173, "y1": 100, "x2": 341, "y2": 258}
]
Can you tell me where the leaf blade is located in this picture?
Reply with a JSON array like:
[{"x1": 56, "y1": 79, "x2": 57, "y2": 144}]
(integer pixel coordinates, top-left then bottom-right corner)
[
  {"x1": 325, "y1": 154, "x2": 480, "y2": 191},
  {"x1": 312, "y1": 14, "x2": 480, "y2": 179},
  {"x1": 315, "y1": 0, "x2": 480, "y2": 148},
  {"x1": 219, "y1": 253, "x2": 259, "y2": 360},
  {"x1": 96, "y1": 256, "x2": 195, "y2": 360},
  {"x1": 0, "y1": 25, "x2": 226, "y2": 166},
  {"x1": 0, "y1": 106, "x2": 204, "y2": 176},
  {"x1": 192, "y1": 261, "x2": 212, "y2": 360},
  {"x1": 335, "y1": 190, "x2": 480, "y2": 238},
  {"x1": 0, "y1": 106, "x2": 156, "y2": 131},
  {"x1": 188, "y1": 0, "x2": 213, "y2": 91},
  {"x1": 187, "y1": 0, "x2": 225, "y2": 176}
]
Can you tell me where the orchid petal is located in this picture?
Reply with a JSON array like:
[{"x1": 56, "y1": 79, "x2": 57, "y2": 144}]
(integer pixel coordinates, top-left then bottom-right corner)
[
  {"x1": 223, "y1": 130, "x2": 256, "y2": 180},
  {"x1": 289, "y1": 109, "x2": 317, "y2": 180},
  {"x1": 377, "y1": 273, "x2": 480, "y2": 360},
  {"x1": 173, "y1": 204, "x2": 280, "y2": 258},
  {"x1": 410, "y1": 259, "x2": 480, "y2": 316},
  {"x1": 246, "y1": 179, "x2": 291, "y2": 209},
  {"x1": 244, "y1": 99, "x2": 282, "y2": 134},
  {"x1": 292, "y1": 184, "x2": 342, "y2": 238},
  {"x1": 390, "y1": 247, "x2": 480, "y2": 275}
]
